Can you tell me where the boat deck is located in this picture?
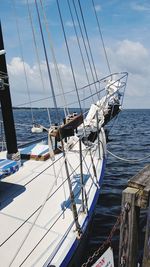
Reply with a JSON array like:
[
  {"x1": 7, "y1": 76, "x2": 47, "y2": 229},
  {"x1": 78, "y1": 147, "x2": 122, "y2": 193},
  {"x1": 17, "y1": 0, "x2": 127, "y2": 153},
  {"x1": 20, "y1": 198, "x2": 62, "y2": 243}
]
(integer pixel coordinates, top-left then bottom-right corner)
[{"x1": 0, "y1": 141, "x2": 105, "y2": 267}]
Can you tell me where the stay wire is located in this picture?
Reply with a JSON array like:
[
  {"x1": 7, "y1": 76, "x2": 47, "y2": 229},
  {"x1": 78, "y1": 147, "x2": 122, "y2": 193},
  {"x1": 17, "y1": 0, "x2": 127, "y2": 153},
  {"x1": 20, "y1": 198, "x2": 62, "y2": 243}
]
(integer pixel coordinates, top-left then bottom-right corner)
[
  {"x1": 39, "y1": 0, "x2": 69, "y2": 118},
  {"x1": 92, "y1": 0, "x2": 111, "y2": 75},
  {"x1": 107, "y1": 74, "x2": 128, "y2": 136},
  {"x1": 18, "y1": 144, "x2": 99, "y2": 266},
  {"x1": 12, "y1": 0, "x2": 34, "y2": 123},
  {"x1": 67, "y1": 0, "x2": 94, "y2": 103},
  {"x1": 56, "y1": 0, "x2": 82, "y2": 113},
  {"x1": 34, "y1": 0, "x2": 60, "y2": 122},
  {"x1": 72, "y1": 0, "x2": 99, "y2": 98},
  {"x1": 26, "y1": 0, "x2": 51, "y2": 125},
  {"x1": 30, "y1": 2, "x2": 58, "y2": 228},
  {"x1": 15, "y1": 69, "x2": 123, "y2": 108},
  {"x1": 8, "y1": 167, "x2": 60, "y2": 267},
  {"x1": 14, "y1": 81, "x2": 105, "y2": 108},
  {"x1": 77, "y1": 0, "x2": 99, "y2": 84}
]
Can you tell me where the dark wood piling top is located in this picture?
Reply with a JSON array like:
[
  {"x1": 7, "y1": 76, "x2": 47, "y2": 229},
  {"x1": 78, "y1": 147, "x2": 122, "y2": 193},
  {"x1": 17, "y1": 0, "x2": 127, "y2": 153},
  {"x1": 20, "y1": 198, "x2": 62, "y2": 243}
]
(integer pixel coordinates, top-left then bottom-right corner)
[
  {"x1": 128, "y1": 164, "x2": 150, "y2": 208},
  {"x1": 119, "y1": 164, "x2": 150, "y2": 267}
]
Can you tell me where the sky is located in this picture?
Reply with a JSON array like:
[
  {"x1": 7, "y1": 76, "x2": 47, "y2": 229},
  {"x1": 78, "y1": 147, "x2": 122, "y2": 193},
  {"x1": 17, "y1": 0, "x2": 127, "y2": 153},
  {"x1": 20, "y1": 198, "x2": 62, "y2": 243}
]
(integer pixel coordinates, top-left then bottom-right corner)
[{"x1": 0, "y1": 0, "x2": 150, "y2": 109}]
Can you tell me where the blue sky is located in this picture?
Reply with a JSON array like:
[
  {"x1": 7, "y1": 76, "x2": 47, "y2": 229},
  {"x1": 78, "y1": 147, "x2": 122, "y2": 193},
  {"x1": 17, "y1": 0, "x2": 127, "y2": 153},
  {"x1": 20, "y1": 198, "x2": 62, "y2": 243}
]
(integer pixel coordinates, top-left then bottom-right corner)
[{"x1": 0, "y1": 0, "x2": 150, "y2": 108}]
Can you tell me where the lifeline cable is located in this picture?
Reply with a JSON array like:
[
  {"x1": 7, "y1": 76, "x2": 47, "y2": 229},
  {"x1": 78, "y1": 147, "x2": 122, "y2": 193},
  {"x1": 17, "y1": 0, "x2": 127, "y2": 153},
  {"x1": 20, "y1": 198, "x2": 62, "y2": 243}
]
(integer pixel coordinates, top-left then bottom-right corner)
[{"x1": 107, "y1": 149, "x2": 150, "y2": 163}]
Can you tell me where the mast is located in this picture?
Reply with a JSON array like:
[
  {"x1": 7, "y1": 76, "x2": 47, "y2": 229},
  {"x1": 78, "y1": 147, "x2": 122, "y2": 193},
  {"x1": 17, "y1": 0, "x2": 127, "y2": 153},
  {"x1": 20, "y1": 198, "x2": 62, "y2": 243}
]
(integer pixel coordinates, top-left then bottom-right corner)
[{"x1": 0, "y1": 22, "x2": 18, "y2": 158}]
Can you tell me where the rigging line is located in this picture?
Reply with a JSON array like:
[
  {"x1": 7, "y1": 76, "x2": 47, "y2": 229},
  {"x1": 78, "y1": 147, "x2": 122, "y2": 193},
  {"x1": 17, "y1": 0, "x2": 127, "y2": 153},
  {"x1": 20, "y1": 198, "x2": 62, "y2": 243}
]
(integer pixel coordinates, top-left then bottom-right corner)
[
  {"x1": 26, "y1": 0, "x2": 51, "y2": 125},
  {"x1": 67, "y1": 0, "x2": 94, "y2": 103},
  {"x1": 59, "y1": 160, "x2": 67, "y2": 216},
  {"x1": 14, "y1": 70, "x2": 122, "y2": 109},
  {"x1": 107, "y1": 79, "x2": 128, "y2": 136},
  {"x1": 20, "y1": 177, "x2": 94, "y2": 267},
  {"x1": 61, "y1": 140, "x2": 82, "y2": 236},
  {"x1": 59, "y1": 85, "x2": 104, "y2": 108},
  {"x1": 28, "y1": 0, "x2": 58, "y2": 196},
  {"x1": 0, "y1": 154, "x2": 65, "y2": 245},
  {"x1": 68, "y1": 141, "x2": 99, "y2": 188},
  {"x1": 14, "y1": 69, "x2": 127, "y2": 108},
  {"x1": 77, "y1": 0, "x2": 98, "y2": 80},
  {"x1": 107, "y1": 108, "x2": 120, "y2": 134},
  {"x1": 18, "y1": 164, "x2": 90, "y2": 265},
  {"x1": 15, "y1": 82, "x2": 105, "y2": 107},
  {"x1": 12, "y1": 0, "x2": 34, "y2": 123},
  {"x1": 0, "y1": 170, "x2": 67, "y2": 248},
  {"x1": 107, "y1": 149, "x2": 150, "y2": 163},
  {"x1": 18, "y1": 182, "x2": 89, "y2": 267},
  {"x1": 66, "y1": 158, "x2": 88, "y2": 214},
  {"x1": 35, "y1": 219, "x2": 75, "y2": 266},
  {"x1": 56, "y1": 0, "x2": 82, "y2": 113},
  {"x1": 61, "y1": 152, "x2": 89, "y2": 213},
  {"x1": 15, "y1": 69, "x2": 121, "y2": 107},
  {"x1": 9, "y1": 165, "x2": 61, "y2": 267},
  {"x1": 108, "y1": 86, "x2": 127, "y2": 135},
  {"x1": 82, "y1": 148, "x2": 99, "y2": 188},
  {"x1": 80, "y1": 86, "x2": 104, "y2": 102},
  {"x1": 81, "y1": 71, "x2": 127, "y2": 90},
  {"x1": 0, "y1": 153, "x2": 64, "y2": 208},
  {"x1": 18, "y1": 148, "x2": 97, "y2": 266},
  {"x1": 4, "y1": 132, "x2": 91, "y2": 212},
  {"x1": 77, "y1": 0, "x2": 100, "y2": 99},
  {"x1": 34, "y1": 0, "x2": 60, "y2": 122},
  {"x1": 72, "y1": 0, "x2": 99, "y2": 98},
  {"x1": 92, "y1": 0, "x2": 111, "y2": 75},
  {"x1": 40, "y1": 0, "x2": 69, "y2": 117},
  {"x1": 0, "y1": 141, "x2": 89, "y2": 246},
  {"x1": 120, "y1": 73, "x2": 128, "y2": 108},
  {"x1": 44, "y1": 164, "x2": 96, "y2": 265}
]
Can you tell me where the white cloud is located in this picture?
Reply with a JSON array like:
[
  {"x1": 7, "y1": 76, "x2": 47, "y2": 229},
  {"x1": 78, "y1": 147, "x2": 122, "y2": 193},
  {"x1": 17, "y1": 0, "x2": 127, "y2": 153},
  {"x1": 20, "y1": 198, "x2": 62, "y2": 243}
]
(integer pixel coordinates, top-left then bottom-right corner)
[
  {"x1": 131, "y1": 3, "x2": 150, "y2": 12},
  {"x1": 7, "y1": 37, "x2": 150, "y2": 109},
  {"x1": 7, "y1": 57, "x2": 87, "y2": 108},
  {"x1": 115, "y1": 40, "x2": 149, "y2": 74},
  {"x1": 107, "y1": 39, "x2": 150, "y2": 108},
  {"x1": 7, "y1": 57, "x2": 49, "y2": 107}
]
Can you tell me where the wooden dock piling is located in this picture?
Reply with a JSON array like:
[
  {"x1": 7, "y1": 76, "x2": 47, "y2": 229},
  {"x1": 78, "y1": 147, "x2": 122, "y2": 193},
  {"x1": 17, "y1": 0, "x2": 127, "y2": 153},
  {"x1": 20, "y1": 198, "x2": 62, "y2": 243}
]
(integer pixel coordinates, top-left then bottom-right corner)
[
  {"x1": 142, "y1": 197, "x2": 150, "y2": 267},
  {"x1": 119, "y1": 164, "x2": 150, "y2": 267}
]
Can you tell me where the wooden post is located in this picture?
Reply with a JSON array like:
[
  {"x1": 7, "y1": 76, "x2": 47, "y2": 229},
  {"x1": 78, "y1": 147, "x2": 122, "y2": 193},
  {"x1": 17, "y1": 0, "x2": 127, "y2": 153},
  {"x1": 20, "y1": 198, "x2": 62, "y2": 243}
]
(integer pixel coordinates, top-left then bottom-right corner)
[
  {"x1": 119, "y1": 187, "x2": 140, "y2": 267},
  {"x1": 142, "y1": 197, "x2": 150, "y2": 267},
  {"x1": 119, "y1": 164, "x2": 150, "y2": 267}
]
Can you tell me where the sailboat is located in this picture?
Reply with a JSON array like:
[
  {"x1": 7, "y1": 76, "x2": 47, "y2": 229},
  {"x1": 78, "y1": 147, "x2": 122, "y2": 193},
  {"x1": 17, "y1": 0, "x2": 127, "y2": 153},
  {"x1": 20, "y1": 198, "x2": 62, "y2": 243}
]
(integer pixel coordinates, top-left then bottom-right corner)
[{"x1": 0, "y1": 1, "x2": 128, "y2": 267}]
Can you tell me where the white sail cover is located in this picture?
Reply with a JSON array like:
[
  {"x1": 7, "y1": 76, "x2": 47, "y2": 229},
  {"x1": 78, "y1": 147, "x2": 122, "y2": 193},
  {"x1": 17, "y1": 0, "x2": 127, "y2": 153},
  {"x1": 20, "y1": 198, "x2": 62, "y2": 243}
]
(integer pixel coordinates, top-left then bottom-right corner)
[{"x1": 83, "y1": 79, "x2": 122, "y2": 130}]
